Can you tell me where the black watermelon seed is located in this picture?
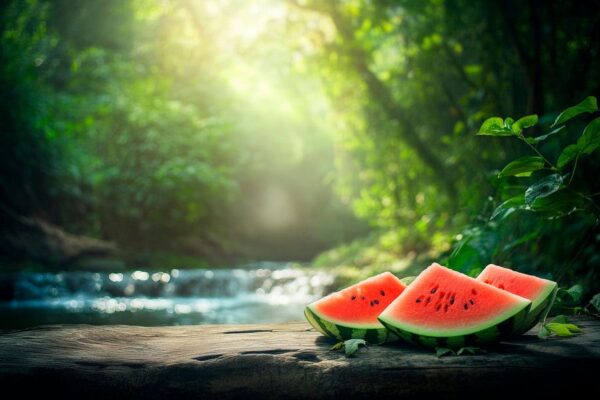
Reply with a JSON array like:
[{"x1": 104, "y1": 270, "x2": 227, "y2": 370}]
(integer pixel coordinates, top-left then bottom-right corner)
[
  {"x1": 380, "y1": 290, "x2": 385, "y2": 296},
  {"x1": 370, "y1": 301, "x2": 374, "y2": 306},
  {"x1": 444, "y1": 304, "x2": 449, "y2": 313},
  {"x1": 374, "y1": 299, "x2": 379, "y2": 305},
  {"x1": 416, "y1": 298, "x2": 421, "y2": 303},
  {"x1": 464, "y1": 303, "x2": 469, "y2": 310},
  {"x1": 469, "y1": 299, "x2": 475, "y2": 305},
  {"x1": 351, "y1": 296, "x2": 356, "y2": 300},
  {"x1": 431, "y1": 288, "x2": 437, "y2": 294},
  {"x1": 435, "y1": 304, "x2": 441, "y2": 311},
  {"x1": 450, "y1": 298, "x2": 455, "y2": 305}
]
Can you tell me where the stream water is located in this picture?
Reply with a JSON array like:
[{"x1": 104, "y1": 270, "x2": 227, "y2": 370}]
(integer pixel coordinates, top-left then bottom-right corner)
[{"x1": 0, "y1": 263, "x2": 336, "y2": 329}]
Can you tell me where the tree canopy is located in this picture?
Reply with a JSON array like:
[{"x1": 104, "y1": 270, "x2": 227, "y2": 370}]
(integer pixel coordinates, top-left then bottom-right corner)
[{"x1": 1, "y1": 0, "x2": 599, "y2": 293}]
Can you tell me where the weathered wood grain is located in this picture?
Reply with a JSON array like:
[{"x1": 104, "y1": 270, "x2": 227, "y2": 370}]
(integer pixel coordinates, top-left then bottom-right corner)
[{"x1": 1, "y1": 317, "x2": 598, "y2": 399}]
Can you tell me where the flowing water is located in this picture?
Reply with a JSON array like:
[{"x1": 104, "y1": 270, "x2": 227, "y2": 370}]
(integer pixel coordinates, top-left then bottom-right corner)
[{"x1": 0, "y1": 263, "x2": 336, "y2": 329}]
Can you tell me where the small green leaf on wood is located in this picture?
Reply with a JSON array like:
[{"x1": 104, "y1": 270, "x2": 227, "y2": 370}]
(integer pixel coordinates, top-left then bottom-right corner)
[
  {"x1": 557, "y1": 144, "x2": 580, "y2": 169},
  {"x1": 545, "y1": 322, "x2": 581, "y2": 337},
  {"x1": 344, "y1": 339, "x2": 367, "y2": 357},
  {"x1": 551, "y1": 96, "x2": 598, "y2": 127},
  {"x1": 540, "y1": 315, "x2": 583, "y2": 338},
  {"x1": 498, "y1": 156, "x2": 545, "y2": 178},
  {"x1": 524, "y1": 174, "x2": 563, "y2": 205},
  {"x1": 538, "y1": 325, "x2": 550, "y2": 339},
  {"x1": 457, "y1": 346, "x2": 486, "y2": 356},
  {"x1": 563, "y1": 324, "x2": 582, "y2": 333},
  {"x1": 576, "y1": 117, "x2": 600, "y2": 155},
  {"x1": 330, "y1": 342, "x2": 344, "y2": 351},
  {"x1": 435, "y1": 347, "x2": 455, "y2": 358},
  {"x1": 477, "y1": 117, "x2": 514, "y2": 136}
]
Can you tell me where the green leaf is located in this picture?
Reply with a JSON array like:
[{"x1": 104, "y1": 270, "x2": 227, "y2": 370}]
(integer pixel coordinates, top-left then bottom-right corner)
[
  {"x1": 546, "y1": 322, "x2": 582, "y2": 337},
  {"x1": 551, "y1": 96, "x2": 598, "y2": 127},
  {"x1": 400, "y1": 276, "x2": 417, "y2": 286},
  {"x1": 457, "y1": 346, "x2": 486, "y2": 356},
  {"x1": 529, "y1": 190, "x2": 583, "y2": 217},
  {"x1": 576, "y1": 117, "x2": 600, "y2": 154},
  {"x1": 501, "y1": 229, "x2": 540, "y2": 252},
  {"x1": 552, "y1": 314, "x2": 569, "y2": 324},
  {"x1": 545, "y1": 323, "x2": 573, "y2": 336},
  {"x1": 498, "y1": 156, "x2": 544, "y2": 178},
  {"x1": 564, "y1": 284, "x2": 583, "y2": 304},
  {"x1": 344, "y1": 339, "x2": 367, "y2": 357},
  {"x1": 524, "y1": 174, "x2": 563, "y2": 205},
  {"x1": 447, "y1": 242, "x2": 480, "y2": 272},
  {"x1": 477, "y1": 117, "x2": 514, "y2": 136},
  {"x1": 513, "y1": 114, "x2": 538, "y2": 133},
  {"x1": 557, "y1": 144, "x2": 580, "y2": 169},
  {"x1": 564, "y1": 324, "x2": 582, "y2": 333},
  {"x1": 504, "y1": 117, "x2": 517, "y2": 133},
  {"x1": 541, "y1": 315, "x2": 583, "y2": 337},
  {"x1": 330, "y1": 342, "x2": 344, "y2": 351},
  {"x1": 589, "y1": 293, "x2": 600, "y2": 312},
  {"x1": 537, "y1": 325, "x2": 550, "y2": 339},
  {"x1": 490, "y1": 195, "x2": 527, "y2": 220},
  {"x1": 524, "y1": 125, "x2": 565, "y2": 144},
  {"x1": 435, "y1": 347, "x2": 455, "y2": 357}
]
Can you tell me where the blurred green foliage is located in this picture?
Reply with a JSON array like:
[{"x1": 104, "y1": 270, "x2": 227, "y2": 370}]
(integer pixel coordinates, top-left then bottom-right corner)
[
  {"x1": 0, "y1": 0, "x2": 366, "y2": 263},
  {"x1": 0, "y1": 0, "x2": 599, "y2": 295}
]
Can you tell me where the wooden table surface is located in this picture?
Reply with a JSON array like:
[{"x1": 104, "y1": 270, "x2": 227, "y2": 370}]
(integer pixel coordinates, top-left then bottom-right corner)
[{"x1": 1, "y1": 317, "x2": 598, "y2": 399}]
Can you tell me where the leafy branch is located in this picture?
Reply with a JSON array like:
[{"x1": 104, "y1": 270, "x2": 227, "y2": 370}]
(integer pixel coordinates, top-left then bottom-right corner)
[{"x1": 478, "y1": 96, "x2": 600, "y2": 221}]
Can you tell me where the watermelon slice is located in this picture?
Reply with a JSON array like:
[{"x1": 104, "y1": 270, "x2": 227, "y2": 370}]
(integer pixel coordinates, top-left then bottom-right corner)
[
  {"x1": 304, "y1": 272, "x2": 407, "y2": 343},
  {"x1": 378, "y1": 263, "x2": 531, "y2": 349},
  {"x1": 478, "y1": 264, "x2": 557, "y2": 334}
]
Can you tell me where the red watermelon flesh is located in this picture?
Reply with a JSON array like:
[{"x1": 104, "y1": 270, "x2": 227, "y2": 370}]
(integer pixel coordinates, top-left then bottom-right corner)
[
  {"x1": 311, "y1": 272, "x2": 406, "y2": 327},
  {"x1": 379, "y1": 263, "x2": 530, "y2": 337},
  {"x1": 477, "y1": 264, "x2": 557, "y2": 310}
]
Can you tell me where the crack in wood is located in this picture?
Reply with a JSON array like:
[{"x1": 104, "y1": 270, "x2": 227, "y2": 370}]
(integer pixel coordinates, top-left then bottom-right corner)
[
  {"x1": 240, "y1": 349, "x2": 297, "y2": 355},
  {"x1": 74, "y1": 360, "x2": 145, "y2": 369},
  {"x1": 292, "y1": 351, "x2": 319, "y2": 362},
  {"x1": 222, "y1": 329, "x2": 274, "y2": 334},
  {"x1": 193, "y1": 354, "x2": 223, "y2": 362}
]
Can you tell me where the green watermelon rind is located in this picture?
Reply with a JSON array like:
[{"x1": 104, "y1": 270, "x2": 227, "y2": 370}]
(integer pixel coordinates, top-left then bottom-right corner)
[
  {"x1": 304, "y1": 306, "x2": 397, "y2": 344},
  {"x1": 515, "y1": 284, "x2": 558, "y2": 334},
  {"x1": 378, "y1": 295, "x2": 530, "y2": 339},
  {"x1": 378, "y1": 304, "x2": 530, "y2": 349}
]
